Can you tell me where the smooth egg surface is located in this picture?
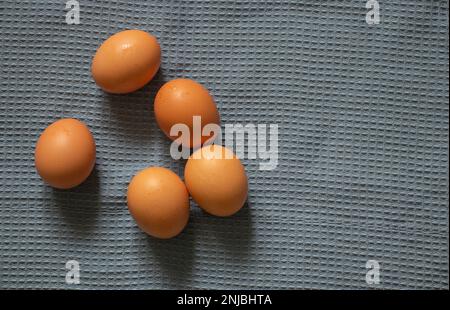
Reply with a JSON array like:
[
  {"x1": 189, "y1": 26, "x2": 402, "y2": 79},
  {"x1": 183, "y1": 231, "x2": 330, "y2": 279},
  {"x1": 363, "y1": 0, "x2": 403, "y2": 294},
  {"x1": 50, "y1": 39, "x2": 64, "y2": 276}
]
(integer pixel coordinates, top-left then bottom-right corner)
[
  {"x1": 127, "y1": 167, "x2": 190, "y2": 239},
  {"x1": 154, "y1": 79, "x2": 220, "y2": 148},
  {"x1": 34, "y1": 118, "x2": 96, "y2": 189},
  {"x1": 91, "y1": 29, "x2": 161, "y2": 94},
  {"x1": 184, "y1": 145, "x2": 248, "y2": 217}
]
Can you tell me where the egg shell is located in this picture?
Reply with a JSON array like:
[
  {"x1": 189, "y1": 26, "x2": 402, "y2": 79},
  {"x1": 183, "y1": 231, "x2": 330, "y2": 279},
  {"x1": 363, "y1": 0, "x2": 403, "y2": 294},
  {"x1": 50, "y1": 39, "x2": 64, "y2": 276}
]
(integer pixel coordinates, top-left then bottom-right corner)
[
  {"x1": 184, "y1": 145, "x2": 248, "y2": 217},
  {"x1": 127, "y1": 167, "x2": 190, "y2": 239},
  {"x1": 34, "y1": 118, "x2": 96, "y2": 189},
  {"x1": 91, "y1": 29, "x2": 161, "y2": 94},
  {"x1": 154, "y1": 79, "x2": 220, "y2": 148}
]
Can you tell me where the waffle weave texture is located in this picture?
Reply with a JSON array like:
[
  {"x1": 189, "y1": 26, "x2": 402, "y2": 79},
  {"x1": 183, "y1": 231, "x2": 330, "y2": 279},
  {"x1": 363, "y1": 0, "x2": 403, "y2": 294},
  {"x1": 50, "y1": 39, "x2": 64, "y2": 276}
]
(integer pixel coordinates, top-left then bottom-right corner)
[{"x1": 0, "y1": 0, "x2": 448, "y2": 289}]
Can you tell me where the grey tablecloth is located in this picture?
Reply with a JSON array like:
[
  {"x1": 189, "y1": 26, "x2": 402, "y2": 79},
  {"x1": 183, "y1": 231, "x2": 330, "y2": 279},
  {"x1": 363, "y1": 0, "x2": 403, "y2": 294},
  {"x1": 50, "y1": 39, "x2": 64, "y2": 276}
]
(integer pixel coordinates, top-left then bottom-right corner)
[{"x1": 0, "y1": 0, "x2": 448, "y2": 289}]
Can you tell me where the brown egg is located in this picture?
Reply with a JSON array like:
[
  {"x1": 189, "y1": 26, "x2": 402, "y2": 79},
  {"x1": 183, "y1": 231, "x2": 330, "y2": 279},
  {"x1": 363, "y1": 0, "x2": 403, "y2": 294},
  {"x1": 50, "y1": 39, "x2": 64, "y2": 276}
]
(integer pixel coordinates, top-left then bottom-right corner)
[
  {"x1": 154, "y1": 79, "x2": 220, "y2": 148},
  {"x1": 127, "y1": 167, "x2": 190, "y2": 239},
  {"x1": 91, "y1": 29, "x2": 161, "y2": 94},
  {"x1": 34, "y1": 118, "x2": 96, "y2": 189},
  {"x1": 184, "y1": 145, "x2": 248, "y2": 217}
]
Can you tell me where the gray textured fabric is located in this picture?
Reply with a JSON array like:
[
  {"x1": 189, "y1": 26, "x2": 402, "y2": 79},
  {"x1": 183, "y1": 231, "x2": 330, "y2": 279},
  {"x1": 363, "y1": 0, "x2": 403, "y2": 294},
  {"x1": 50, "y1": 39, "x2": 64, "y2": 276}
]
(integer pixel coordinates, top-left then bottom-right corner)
[{"x1": 0, "y1": 0, "x2": 448, "y2": 289}]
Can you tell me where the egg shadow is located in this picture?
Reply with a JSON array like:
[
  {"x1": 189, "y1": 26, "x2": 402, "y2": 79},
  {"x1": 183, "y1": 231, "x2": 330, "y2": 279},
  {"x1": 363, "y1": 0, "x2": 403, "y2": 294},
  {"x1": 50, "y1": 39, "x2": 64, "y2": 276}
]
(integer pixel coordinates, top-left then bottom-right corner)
[
  {"x1": 199, "y1": 198, "x2": 253, "y2": 259},
  {"x1": 100, "y1": 70, "x2": 166, "y2": 144},
  {"x1": 51, "y1": 165, "x2": 101, "y2": 236},
  {"x1": 143, "y1": 215, "x2": 196, "y2": 288}
]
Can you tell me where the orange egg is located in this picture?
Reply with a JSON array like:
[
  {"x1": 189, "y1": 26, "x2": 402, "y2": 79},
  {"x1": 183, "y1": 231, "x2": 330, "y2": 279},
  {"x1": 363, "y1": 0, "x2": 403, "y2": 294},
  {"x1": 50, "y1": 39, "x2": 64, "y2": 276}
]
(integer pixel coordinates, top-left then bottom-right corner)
[
  {"x1": 91, "y1": 29, "x2": 161, "y2": 94},
  {"x1": 154, "y1": 79, "x2": 220, "y2": 148},
  {"x1": 184, "y1": 145, "x2": 248, "y2": 217},
  {"x1": 34, "y1": 118, "x2": 96, "y2": 189},
  {"x1": 127, "y1": 167, "x2": 190, "y2": 239}
]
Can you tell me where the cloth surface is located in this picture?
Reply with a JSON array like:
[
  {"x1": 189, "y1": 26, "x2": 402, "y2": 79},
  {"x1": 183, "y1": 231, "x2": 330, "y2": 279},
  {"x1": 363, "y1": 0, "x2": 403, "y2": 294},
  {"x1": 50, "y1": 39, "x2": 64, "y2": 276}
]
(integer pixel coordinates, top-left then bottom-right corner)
[{"x1": 0, "y1": 0, "x2": 448, "y2": 289}]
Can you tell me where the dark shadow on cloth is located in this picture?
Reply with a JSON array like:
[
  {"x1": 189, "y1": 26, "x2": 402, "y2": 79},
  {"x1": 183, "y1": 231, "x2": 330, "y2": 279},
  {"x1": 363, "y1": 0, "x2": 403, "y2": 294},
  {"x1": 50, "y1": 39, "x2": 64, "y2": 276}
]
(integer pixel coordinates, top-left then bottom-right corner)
[
  {"x1": 100, "y1": 70, "x2": 166, "y2": 143},
  {"x1": 212, "y1": 199, "x2": 253, "y2": 258},
  {"x1": 143, "y1": 214, "x2": 196, "y2": 287},
  {"x1": 51, "y1": 165, "x2": 101, "y2": 236}
]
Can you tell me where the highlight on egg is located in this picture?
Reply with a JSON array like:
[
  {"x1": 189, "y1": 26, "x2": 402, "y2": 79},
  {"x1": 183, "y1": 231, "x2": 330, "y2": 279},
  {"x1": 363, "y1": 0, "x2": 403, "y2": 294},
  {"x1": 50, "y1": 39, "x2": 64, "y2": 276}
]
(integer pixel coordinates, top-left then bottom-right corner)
[
  {"x1": 127, "y1": 166, "x2": 190, "y2": 239},
  {"x1": 34, "y1": 118, "x2": 96, "y2": 189},
  {"x1": 91, "y1": 29, "x2": 161, "y2": 94},
  {"x1": 154, "y1": 79, "x2": 220, "y2": 148},
  {"x1": 184, "y1": 144, "x2": 248, "y2": 217}
]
